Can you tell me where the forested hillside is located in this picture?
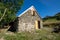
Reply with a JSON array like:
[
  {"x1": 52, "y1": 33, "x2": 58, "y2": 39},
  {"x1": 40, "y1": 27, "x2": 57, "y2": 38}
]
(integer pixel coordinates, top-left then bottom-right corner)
[{"x1": 43, "y1": 12, "x2": 60, "y2": 22}]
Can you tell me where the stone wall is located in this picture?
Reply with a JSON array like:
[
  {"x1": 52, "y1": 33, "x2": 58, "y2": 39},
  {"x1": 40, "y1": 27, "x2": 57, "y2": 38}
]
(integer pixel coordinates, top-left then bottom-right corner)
[{"x1": 18, "y1": 10, "x2": 42, "y2": 32}]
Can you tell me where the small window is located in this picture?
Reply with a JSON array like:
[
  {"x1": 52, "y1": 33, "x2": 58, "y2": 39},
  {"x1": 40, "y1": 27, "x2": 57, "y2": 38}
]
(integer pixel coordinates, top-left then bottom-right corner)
[{"x1": 32, "y1": 11, "x2": 35, "y2": 16}]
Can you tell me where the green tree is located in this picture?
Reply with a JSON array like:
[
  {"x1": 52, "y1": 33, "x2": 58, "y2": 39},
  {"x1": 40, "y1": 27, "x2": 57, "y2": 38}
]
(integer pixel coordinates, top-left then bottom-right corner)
[{"x1": 0, "y1": 0, "x2": 24, "y2": 26}]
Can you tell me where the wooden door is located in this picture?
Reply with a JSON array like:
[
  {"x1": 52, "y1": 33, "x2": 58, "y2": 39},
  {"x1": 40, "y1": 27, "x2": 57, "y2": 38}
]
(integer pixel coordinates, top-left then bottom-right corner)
[
  {"x1": 38, "y1": 21, "x2": 40, "y2": 29},
  {"x1": 35, "y1": 20, "x2": 40, "y2": 29}
]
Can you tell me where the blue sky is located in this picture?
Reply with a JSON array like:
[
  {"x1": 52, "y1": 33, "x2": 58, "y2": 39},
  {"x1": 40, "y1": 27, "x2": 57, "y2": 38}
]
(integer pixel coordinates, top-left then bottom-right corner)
[{"x1": 17, "y1": 0, "x2": 60, "y2": 18}]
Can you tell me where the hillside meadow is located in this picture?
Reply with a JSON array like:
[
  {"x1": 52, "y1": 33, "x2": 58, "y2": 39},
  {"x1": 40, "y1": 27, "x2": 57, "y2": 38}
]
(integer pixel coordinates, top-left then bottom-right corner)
[{"x1": 0, "y1": 27, "x2": 60, "y2": 40}]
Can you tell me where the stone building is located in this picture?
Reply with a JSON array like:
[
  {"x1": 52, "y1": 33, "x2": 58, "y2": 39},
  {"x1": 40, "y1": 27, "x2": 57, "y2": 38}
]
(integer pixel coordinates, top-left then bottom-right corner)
[{"x1": 17, "y1": 5, "x2": 43, "y2": 32}]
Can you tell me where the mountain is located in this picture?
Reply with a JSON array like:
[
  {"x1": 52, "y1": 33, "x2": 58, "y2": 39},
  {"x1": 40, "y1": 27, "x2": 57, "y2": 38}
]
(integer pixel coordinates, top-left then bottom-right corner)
[{"x1": 43, "y1": 12, "x2": 60, "y2": 22}]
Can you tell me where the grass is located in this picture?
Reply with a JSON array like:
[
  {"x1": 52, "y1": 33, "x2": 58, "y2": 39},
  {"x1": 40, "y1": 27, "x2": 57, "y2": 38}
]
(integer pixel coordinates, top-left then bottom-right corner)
[{"x1": 0, "y1": 27, "x2": 60, "y2": 40}]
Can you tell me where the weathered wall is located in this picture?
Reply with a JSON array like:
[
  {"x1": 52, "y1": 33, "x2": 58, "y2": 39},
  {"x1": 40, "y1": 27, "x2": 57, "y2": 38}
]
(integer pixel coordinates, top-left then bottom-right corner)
[{"x1": 18, "y1": 10, "x2": 42, "y2": 32}]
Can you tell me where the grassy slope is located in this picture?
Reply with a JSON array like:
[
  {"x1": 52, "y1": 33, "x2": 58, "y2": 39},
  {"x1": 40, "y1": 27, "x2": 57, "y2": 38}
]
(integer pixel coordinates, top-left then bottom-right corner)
[{"x1": 0, "y1": 27, "x2": 60, "y2": 40}]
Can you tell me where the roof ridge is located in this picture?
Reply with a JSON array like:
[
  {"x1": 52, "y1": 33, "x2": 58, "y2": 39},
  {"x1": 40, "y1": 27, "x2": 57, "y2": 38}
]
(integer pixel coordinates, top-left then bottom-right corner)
[{"x1": 18, "y1": 5, "x2": 36, "y2": 17}]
